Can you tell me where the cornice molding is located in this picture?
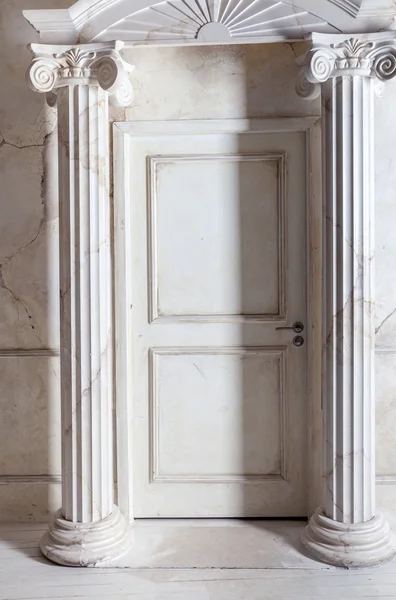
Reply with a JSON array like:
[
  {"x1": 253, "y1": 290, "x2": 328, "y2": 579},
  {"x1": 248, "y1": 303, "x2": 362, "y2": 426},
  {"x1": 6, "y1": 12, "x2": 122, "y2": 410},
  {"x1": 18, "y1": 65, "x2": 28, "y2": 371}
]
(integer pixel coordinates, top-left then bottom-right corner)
[
  {"x1": 300, "y1": 1, "x2": 396, "y2": 19},
  {"x1": 22, "y1": 0, "x2": 396, "y2": 45},
  {"x1": 358, "y1": 0, "x2": 396, "y2": 18},
  {"x1": 26, "y1": 41, "x2": 134, "y2": 105},
  {"x1": 327, "y1": 0, "x2": 361, "y2": 17}
]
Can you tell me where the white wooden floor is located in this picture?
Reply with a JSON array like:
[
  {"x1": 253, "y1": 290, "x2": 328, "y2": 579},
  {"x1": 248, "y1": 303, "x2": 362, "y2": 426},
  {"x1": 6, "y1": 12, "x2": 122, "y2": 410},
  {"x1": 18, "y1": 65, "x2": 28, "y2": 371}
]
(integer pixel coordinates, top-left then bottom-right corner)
[{"x1": 1, "y1": 519, "x2": 396, "y2": 599}]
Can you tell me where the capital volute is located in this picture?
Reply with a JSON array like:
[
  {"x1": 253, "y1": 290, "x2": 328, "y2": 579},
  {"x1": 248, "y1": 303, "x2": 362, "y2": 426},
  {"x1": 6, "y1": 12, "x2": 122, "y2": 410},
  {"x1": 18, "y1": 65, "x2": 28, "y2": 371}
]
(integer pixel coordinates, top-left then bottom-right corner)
[
  {"x1": 304, "y1": 32, "x2": 396, "y2": 84},
  {"x1": 26, "y1": 41, "x2": 134, "y2": 106}
]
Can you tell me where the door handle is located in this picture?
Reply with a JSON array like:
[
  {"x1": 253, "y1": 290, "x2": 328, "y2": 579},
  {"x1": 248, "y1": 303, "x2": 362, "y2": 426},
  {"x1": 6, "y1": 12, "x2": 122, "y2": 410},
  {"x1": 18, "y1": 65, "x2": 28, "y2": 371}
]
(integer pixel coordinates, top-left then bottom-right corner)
[{"x1": 275, "y1": 322, "x2": 304, "y2": 334}]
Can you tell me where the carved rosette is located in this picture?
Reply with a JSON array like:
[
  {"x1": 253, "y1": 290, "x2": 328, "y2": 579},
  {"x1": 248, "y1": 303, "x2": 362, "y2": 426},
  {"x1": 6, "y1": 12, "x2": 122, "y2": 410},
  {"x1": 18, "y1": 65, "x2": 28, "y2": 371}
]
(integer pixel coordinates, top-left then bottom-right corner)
[{"x1": 27, "y1": 41, "x2": 134, "y2": 106}]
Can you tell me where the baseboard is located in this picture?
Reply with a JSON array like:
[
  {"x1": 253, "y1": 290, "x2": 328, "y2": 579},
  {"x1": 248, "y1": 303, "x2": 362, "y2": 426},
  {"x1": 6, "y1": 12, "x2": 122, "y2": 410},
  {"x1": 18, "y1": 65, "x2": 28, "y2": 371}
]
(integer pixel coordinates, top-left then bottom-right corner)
[
  {"x1": 0, "y1": 478, "x2": 61, "y2": 522},
  {"x1": 0, "y1": 477, "x2": 394, "y2": 522},
  {"x1": 0, "y1": 475, "x2": 62, "y2": 485}
]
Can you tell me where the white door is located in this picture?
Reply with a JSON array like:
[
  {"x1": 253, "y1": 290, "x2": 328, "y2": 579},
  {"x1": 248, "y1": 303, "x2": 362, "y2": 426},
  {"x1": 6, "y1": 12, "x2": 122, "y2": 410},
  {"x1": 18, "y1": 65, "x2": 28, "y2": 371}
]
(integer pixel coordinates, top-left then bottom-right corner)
[{"x1": 126, "y1": 120, "x2": 308, "y2": 518}]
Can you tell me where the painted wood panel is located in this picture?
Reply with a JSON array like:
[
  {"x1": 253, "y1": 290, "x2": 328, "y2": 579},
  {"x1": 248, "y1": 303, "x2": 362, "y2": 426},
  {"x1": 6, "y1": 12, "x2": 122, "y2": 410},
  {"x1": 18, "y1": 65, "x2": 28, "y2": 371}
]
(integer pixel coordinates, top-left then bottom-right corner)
[{"x1": 122, "y1": 120, "x2": 308, "y2": 517}]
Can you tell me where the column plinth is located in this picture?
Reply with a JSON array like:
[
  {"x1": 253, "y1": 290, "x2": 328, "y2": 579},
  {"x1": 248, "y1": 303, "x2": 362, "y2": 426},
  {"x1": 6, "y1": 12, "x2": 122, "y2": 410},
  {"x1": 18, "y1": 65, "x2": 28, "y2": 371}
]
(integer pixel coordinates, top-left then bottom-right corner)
[
  {"x1": 27, "y1": 41, "x2": 134, "y2": 567},
  {"x1": 298, "y1": 32, "x2": 396, "y2": 569},
  {"x1": 40, "y1": 506, "x2": 131, "y2": 567},
  {"x1": 302, "y1": 510, "x2": 395, "y2": 568}
]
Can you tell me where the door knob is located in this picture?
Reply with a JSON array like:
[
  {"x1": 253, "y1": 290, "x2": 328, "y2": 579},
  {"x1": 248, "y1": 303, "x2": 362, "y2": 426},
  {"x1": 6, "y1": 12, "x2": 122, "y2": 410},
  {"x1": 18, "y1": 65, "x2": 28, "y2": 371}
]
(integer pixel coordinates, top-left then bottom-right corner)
[
  {"x1": 293, "y1": 335, "x2": 305, "y2": 347},
  {"x1": 276, "y1": 322, "x2": 304, "y2": 334}
]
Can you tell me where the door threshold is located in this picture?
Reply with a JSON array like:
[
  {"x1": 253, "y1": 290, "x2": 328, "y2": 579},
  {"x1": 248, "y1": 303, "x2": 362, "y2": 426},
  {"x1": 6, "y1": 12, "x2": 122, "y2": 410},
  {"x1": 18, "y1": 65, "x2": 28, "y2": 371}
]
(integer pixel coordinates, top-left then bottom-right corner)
[
  {"x1": 107, "y1": 518, "x2": 329, "y2": 570},
  {"x1": 133, "y1": 517, "x2": 307, "y2": 526}
]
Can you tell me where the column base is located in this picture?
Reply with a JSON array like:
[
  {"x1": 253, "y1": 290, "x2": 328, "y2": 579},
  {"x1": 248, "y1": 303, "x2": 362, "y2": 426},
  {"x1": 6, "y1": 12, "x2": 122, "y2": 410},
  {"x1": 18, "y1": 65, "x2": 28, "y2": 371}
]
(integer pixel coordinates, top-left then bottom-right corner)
[
  {"x1": 302, "y1": 509, "x2": 396, "y2": 568},
  {"x1": 40, "y1": 505, "x2": 132, "y2": 567}
]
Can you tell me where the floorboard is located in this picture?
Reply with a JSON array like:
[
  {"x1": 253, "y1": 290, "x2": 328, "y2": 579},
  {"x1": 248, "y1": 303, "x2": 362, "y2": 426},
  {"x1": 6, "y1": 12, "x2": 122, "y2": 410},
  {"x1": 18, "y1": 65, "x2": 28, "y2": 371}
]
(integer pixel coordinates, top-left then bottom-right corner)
[{"x1": 1, "y1": 520, "x2": 396, "y2": 599}]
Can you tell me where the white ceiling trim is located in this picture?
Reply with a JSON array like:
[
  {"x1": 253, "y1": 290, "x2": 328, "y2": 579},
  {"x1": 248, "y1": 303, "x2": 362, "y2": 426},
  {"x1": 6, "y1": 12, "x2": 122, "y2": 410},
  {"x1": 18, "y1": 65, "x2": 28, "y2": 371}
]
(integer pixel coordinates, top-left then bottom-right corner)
[{"x1": 23, "y1": 0, "x2": 396, "y2": 45}]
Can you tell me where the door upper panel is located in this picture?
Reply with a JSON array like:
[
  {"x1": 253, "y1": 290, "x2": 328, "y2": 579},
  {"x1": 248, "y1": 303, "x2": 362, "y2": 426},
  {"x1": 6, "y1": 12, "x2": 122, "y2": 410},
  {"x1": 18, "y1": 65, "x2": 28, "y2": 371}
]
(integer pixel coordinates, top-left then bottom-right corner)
[{"x1": 151, "y1": 152, "x2": 283, "y2": 320}]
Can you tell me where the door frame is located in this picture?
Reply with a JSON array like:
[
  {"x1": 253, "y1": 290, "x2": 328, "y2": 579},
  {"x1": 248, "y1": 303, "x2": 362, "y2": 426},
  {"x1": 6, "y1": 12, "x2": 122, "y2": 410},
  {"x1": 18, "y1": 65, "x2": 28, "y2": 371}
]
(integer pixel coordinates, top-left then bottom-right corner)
[{"x1": 113, "y1": 117, "x2": 323, "y2": 522}]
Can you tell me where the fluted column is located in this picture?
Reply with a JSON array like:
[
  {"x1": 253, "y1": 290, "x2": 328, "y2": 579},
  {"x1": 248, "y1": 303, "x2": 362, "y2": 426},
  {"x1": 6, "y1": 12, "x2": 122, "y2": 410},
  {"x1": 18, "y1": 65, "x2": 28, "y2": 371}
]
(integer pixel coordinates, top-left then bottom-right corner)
[
  {"x1": 27, "y1": 42, "x2": 134, "y2": 566},
  {"x1": 298, "y1": 32, "x2": 396, "y2": 568}
]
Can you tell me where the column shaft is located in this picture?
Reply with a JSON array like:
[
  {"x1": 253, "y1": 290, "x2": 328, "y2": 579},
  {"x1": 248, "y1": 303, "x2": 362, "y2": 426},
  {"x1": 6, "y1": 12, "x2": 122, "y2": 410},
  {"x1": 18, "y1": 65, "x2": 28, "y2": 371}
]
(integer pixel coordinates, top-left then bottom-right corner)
[
  {"x1": 323, "y1": 75, "x2": 375, "y2": 524},
  {"x1": 58, "y1": 85, "x2": 113, "y2": 523},
  {"x1": 300, "y1": 31, "x2": 396, "y2": 567},
  {"x1": 26, "y1": 41, "x2": 133, "y2": 566}
]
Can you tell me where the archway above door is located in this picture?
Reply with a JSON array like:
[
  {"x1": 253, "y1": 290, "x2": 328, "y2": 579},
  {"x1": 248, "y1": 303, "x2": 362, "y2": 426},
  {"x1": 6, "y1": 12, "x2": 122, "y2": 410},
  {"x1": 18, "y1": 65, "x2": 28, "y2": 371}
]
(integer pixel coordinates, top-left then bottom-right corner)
[{"x1": 23, "y1": 0, "x2": 396, "y2": 45}]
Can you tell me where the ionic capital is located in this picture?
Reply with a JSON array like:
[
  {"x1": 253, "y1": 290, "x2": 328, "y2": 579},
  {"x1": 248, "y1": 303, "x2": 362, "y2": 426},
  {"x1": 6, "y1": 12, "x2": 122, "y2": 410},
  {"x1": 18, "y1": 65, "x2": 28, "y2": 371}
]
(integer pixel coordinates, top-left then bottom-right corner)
[
  {"x1": 303, "y1": 32, "x2": 396, "y2": 84},
  {"x1": 26, "y1": 41, "x2": 134, "y2": 106}
]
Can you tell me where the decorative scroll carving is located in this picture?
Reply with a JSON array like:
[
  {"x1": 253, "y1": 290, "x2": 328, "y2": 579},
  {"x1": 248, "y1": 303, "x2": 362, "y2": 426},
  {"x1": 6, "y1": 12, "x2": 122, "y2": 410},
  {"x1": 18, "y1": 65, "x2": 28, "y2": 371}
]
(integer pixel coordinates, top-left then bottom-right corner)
[
  {"x1": 303, "y1": 33, "x2": 396, "y2": 84},
  {"x1": 27, "y1": 41, "x2": 134, "y2": 106},
  {"x1": 374, "y1": 51, "x2": 396, "y2": 81},
  {"x1": 295, "y1": 69, "x2": 321, "y2": 100}
]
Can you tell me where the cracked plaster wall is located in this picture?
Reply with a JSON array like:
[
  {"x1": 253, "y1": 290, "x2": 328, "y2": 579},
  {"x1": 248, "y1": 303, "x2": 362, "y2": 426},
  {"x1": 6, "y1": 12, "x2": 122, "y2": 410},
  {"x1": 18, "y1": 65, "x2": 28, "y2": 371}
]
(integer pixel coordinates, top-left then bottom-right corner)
[
  {"x1": 0, "y1": 0, "x2": 65, "y2": 521},
  {"x1": 1, "y1": 0, "x2": 396, "y2": 521}
]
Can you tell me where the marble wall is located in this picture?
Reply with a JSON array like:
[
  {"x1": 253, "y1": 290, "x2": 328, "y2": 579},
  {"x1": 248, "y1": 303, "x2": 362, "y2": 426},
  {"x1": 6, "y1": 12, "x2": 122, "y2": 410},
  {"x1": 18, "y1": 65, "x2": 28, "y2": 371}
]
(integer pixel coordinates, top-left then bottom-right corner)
[
  {"x1": 0, "y1": 0, "x2": 63, "y2": 520},
  {"x1": 1, "y1": 0, "x2": 396, "y2": 520}
]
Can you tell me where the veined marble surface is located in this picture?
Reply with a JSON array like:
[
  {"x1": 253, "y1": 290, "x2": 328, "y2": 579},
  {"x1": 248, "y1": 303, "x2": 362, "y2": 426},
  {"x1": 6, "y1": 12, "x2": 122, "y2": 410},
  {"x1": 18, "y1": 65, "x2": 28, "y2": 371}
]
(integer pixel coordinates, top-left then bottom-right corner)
[{"x1": 1, "y1": 0, "x2": 396, "y2": 521}]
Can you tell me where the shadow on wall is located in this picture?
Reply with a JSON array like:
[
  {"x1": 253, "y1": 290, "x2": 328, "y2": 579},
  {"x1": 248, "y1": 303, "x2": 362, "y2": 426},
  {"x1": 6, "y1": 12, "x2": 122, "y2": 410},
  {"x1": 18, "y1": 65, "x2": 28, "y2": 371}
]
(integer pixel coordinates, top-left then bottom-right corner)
[
  {"x1": 238, "y1": 57, "x2": 312, "y2": 555},
  {"x1": 113, "y1": 39, "x2": 321, "y2": 563}
]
